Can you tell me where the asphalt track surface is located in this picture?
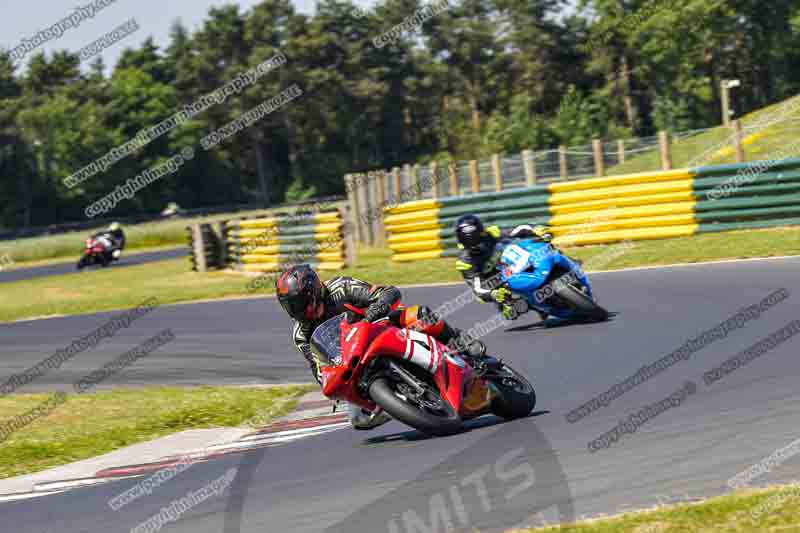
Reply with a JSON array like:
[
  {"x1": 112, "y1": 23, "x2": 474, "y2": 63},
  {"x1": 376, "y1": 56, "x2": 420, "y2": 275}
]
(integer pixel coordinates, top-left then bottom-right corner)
[
  {"x1": 2, "y1": 256, "x2": 800, "y2": 532},
  {"x1": 0, "y1": 247, "x2": 185, "y2": 284}
]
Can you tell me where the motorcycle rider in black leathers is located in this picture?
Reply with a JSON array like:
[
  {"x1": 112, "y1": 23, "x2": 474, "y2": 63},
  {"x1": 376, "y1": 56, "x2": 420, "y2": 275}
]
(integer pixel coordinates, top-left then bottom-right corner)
[
  {"x1": 275, "y1": 264, "x2": 486, "y2": 429},
  {"x1": 455, "y1": 214, "x2": 555, "y2": 322},
  {"x1": 92, "y1": 222, "x2": 126, "y2": 260}
]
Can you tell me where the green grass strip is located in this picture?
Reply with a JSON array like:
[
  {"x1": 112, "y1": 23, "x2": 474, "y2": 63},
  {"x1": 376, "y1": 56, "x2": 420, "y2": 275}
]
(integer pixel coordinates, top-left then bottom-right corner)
[
  {"x1": 516, "y1": 483, "x2": 800, "y2": 532},
  {"x1": 0, "y1": 385, "x2": 314, "y2": 479}
]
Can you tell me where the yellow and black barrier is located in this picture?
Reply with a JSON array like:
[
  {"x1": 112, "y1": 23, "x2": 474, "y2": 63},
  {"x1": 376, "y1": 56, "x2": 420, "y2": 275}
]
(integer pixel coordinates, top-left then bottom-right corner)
[
  {"x1": 384, "y1": 158, "x2": 800, "y2": 261},
  {"x1": 225, "y1": 209, "x2": 352, "y2": 273}
]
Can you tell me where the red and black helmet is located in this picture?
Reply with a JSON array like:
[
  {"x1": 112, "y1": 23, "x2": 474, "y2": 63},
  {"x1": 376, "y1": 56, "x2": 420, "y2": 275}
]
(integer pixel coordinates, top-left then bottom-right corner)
[{"x1": 276, "y1": 264, "x2": 326, "y2": 321}]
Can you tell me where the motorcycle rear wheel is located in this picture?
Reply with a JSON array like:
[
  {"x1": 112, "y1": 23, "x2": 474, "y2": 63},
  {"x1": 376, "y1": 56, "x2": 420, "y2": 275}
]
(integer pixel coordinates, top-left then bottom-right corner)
[
  {"x1": 369, "y1": 377, "x2": 462, "y2": 436},
  {"x1": 489, "y1": 363, "x2": 536, "y2": 419}
]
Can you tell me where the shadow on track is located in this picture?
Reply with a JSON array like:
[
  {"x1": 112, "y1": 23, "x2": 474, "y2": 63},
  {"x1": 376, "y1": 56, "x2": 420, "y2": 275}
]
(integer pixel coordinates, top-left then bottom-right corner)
[
  {"x1": 504, "y1": 312, "x2": 619, "y2": 332},
  {"x1": 223, "y1": 410, "x2": 574, "y2": 533},
  {"x1": 361, "y1": 411, "x2": 550, "y2": 446}
]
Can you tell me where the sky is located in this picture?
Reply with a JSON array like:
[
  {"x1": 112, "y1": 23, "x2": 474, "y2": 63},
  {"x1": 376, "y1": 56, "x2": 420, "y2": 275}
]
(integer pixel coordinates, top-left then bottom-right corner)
[{"x1": 2, "y1": 0, "x2": 374, "y2": 72}]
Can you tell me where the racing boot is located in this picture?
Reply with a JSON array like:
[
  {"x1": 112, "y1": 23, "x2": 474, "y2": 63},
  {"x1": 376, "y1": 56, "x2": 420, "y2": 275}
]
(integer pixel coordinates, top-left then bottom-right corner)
[
  {"x1": 402, "y1": 306, "x2": 489, "y2": 364},
  {"x1": 439, "y1": 322, "x2": 488, "y2": 363},
  {"x1": 348, "y1": 403, "x2": 392, "y2": 430}
]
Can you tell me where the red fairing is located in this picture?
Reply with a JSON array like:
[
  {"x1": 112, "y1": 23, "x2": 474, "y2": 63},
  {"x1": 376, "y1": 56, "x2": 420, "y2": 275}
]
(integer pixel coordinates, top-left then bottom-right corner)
[
  {"x1": 320, "y1": 315, "x2": 491, "y2": 421},
  {"x1": 363, "y1": 323, "x2": 475, "y2": 416}
]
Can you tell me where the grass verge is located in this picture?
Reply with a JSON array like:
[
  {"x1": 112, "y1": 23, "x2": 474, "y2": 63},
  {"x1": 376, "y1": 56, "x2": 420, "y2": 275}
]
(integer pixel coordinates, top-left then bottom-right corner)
[
  {"x1": 515, "y1": 483, "x2": 800, "y2": 532},
  {"x1": 0, "y1": 384, "x2": 314, "y2": 480},
  {"x1": 0, "y1": 226, "x2": 798, "y2": 323}
]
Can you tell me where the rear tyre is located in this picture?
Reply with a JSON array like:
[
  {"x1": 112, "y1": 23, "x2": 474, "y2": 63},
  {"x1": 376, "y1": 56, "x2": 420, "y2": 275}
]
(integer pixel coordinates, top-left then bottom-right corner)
[
  {"x1": 76, "y1": 257, "x2": 88, "y2": 270},
  {"x1": 369, "y1": 377, "x2": 462, "y2": 436},
  {"x1": 553, "y1": 281, "x2": 608, "y2": 322},
  {"x1": 490, "y1": 364, "x2": 536, "y2": 419}
]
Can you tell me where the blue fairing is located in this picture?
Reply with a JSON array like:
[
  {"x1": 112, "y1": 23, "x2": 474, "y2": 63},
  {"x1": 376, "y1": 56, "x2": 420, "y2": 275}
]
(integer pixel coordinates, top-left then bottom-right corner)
[{"x1": 498, "y1": 239, "x2": 593, "y2": 319}]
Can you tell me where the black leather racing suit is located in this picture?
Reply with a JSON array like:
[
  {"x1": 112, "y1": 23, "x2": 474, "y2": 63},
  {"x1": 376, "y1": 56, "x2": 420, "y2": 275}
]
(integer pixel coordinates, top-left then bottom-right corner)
[
  {"x1": 291, "y1": 276, "x2": 402, "y2": 384},
  {"x1": 455, "y1": 225, "x2": 544, "y2": 303},
  {"x1": 290, "y1": 276, "x2": 470, "y2": 384}
]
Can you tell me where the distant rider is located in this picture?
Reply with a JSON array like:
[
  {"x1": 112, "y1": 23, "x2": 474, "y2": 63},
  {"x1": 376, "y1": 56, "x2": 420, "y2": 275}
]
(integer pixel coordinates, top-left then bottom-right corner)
[
  {"x1": 455, "y1": 214, "x2": 554, "y2": 321},
  {"x1": 93, "y1": 222, "x2": 126, "y2": 259},
  {"x1": 275, "y1": 264, "x2": 487, "y2": 429}
]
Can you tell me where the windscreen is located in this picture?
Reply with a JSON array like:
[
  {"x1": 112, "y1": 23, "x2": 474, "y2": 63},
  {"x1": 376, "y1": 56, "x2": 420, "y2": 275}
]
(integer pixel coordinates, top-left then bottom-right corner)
[{"x1": 309, "y1": 314, "x2": 345, "y2": 367}]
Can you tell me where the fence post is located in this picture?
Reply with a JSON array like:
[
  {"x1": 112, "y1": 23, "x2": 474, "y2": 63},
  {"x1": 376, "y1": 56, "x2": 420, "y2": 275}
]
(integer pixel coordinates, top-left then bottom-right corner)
[
  {"x1": 429, "y1": 161, "x2": 439, "y2": 199},
  {"x1": 374, "y1": 171, "x2": 387, "y2": 247},
  {"x1": 378, "y1": 170, "x2": 391, "y2": 246},
  {"x1": 592, "y1": 139, "x2": 605, "y2": 176},
  {"x1": 522, "y1": 149, "x2": 537, "y2": 187},
  {"x1": 617, "y1": 139, "x2": 626, "y2": 163},
  {"x1": 189, "y1": 224, "x2": 207, "y2": 272},
  {"x1": 659, "y1": 131, "x2": 673, "y2": 170},
  {"x1": 382, "y1": 169, "x2": 391, "y2": 206},
  {"x1": 357, "y1": 173, "x2": 373, "y2": 245},
  {"x1": 448, "y1": 160, "x2": 459, "y2": 197},
  {"x1": 410, "y1": 164, "x2": 420, "y2": 199},
  {"x1": 368, "y1": 172, "x2": 381, "y2": 246},
  {"x1": 344, "y1": 174, "x2": 362, "y2": 244},
  {"x1": 559, "y1": 146, "x2": 568, "y2": 180},
  {"x1": 392, "y1": 166, "x2": 402, "y2": 204},
  {"x1": 469, "y1": 160, "x2": 480, "y2": 193},
  {"x1": 733, "y1": 119, "x2": 746, "y2": 163},
  {"x1": 340, "y1": 206, "x2": 357, "y2": 267},
  {"x1": 491, "y1": 154, "x2": 503, "y2": 191},
  {"x1": 213, "y1": 221, "x2": 228, "y2": 267}
]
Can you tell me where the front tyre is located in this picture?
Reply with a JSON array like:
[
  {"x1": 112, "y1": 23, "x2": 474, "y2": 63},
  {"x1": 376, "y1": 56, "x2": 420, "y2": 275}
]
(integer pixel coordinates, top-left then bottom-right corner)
[
  {"x1": 490, "y1": 363, "x2": 536, "y2": 419},
  {"x1": 553, "y1": 281, "x2": 608, "y2": 322},
  {"x1": 369, "y1": 378, "x2": 462, "y2": 436}
]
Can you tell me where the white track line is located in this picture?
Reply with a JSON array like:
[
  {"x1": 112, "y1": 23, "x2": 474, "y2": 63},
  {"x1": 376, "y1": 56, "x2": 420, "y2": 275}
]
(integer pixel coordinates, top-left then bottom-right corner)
[
  {"x1": 0, "y1": 489, "x2": 69, "y2": 503},
  {"x1": 588, "y1": 253, "x2": 800, "y2": 275},
  {"x1": 239, "y1": 422, "x2": 350, "y2": 442},
  {"x1": 207, "y1": 423, "x2": 351, "y2": 451}
]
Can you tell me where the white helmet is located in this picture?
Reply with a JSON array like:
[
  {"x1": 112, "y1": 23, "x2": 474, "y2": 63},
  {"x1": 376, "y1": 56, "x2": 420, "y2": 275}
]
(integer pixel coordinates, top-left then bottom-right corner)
[{"x1": 109, "y1": 222, "x2": 121, "y2": 232}]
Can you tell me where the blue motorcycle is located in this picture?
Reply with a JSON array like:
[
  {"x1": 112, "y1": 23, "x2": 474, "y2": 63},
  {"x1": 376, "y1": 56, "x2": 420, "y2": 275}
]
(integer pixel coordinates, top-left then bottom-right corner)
[{"x1": 497, "y1": 239, "x2": 608, "y2": 322}]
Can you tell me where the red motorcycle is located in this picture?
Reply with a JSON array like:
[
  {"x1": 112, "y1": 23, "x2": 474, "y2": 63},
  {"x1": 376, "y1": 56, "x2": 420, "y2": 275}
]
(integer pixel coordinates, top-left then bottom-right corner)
[
  {"x1": 315, "y1": 306, "x2": 536, "y2": 435},
  {"x1": 76, "y1": 235, "x2": 116, "y2": 270}
]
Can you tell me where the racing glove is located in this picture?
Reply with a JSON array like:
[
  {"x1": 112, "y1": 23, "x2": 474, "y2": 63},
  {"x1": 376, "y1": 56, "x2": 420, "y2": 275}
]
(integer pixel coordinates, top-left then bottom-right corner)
[
  {"x1": 301, "y1": 346, "x2": 323, "y2": 385},
  {"x1": 490, "y1": 287, "x2": 512, "y2": 304},
  {"x1": 365, "y1": 300, "x2": 392, "y2": 322}
]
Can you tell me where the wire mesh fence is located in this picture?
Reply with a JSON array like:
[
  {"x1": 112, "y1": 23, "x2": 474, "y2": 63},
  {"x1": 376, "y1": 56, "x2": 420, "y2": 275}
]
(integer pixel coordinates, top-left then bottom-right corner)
[
  {"x1": 352, "y1": 115, "x2": 800, "y2": 210},
  {"x1": 502, "y1": 154, "x2": 526, "y2": 189}
]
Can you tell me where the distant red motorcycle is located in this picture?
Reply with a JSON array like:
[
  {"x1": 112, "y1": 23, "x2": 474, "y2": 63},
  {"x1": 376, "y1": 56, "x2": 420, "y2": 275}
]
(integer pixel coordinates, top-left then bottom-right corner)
[
  {"x1": 76, "y1": 235, "x2": 116, "y2": 270},
  {"x1": 315, "y1": 305, "x2": 536, "y2": 436}
]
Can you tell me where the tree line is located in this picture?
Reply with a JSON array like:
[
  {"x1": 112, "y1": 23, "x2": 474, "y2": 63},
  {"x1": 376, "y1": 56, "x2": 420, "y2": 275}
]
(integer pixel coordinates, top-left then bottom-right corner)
[{"x1": 1, "y1": 0, "x2": 799, "y2": 229}]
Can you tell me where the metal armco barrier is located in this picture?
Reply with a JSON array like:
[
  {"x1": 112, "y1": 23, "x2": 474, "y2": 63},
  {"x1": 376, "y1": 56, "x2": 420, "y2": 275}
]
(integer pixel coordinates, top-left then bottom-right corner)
[{"x1": 384, "y1": 157, "x2": 800, "y2": 261}]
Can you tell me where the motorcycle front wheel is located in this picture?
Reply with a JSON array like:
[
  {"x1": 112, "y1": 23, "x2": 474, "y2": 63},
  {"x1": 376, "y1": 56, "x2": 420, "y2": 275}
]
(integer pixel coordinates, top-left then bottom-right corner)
[
  {"x1": 369, "y1": 376, "x2": 461, "y2": 436},
  {"x1": 489, "y1": 363, "x2": 536, "y2": 419},
  {"x1": 553, "y1": 279, "x2": 608, "y2": 322}
]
